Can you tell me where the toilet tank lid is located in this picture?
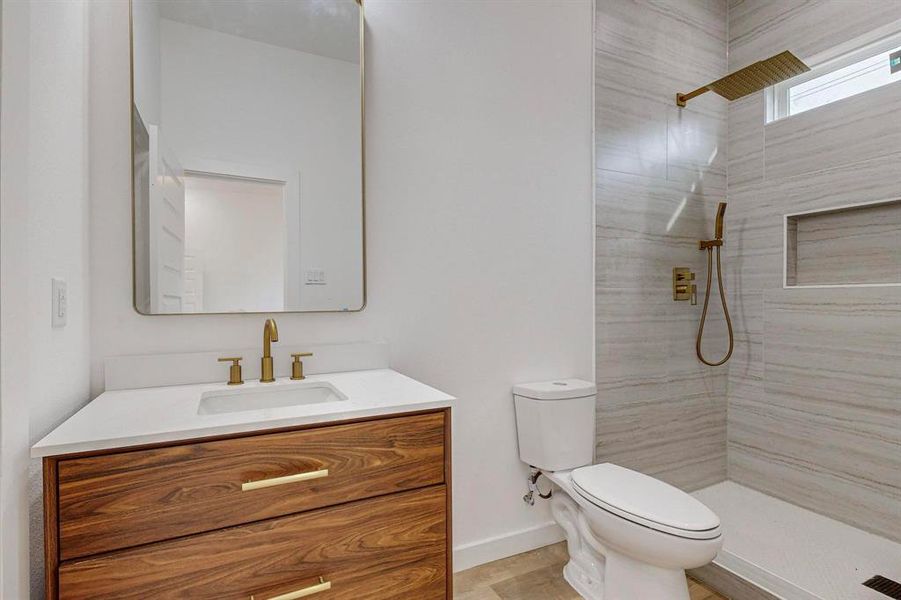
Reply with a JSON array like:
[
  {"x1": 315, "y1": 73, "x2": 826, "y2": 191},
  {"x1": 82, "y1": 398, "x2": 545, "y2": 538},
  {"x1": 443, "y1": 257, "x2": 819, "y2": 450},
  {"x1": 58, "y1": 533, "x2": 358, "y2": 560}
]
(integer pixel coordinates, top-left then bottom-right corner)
[{"x1": 512, "y1": 379, "x2": 596, "y2": 400}]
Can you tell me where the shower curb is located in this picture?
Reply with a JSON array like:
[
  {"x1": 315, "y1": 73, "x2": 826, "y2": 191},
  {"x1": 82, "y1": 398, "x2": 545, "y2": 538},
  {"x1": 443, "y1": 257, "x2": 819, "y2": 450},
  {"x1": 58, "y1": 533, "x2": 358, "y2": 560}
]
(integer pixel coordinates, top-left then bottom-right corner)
[{"x1": 689, "y1": 562, "x2": 783, "y2": 600}]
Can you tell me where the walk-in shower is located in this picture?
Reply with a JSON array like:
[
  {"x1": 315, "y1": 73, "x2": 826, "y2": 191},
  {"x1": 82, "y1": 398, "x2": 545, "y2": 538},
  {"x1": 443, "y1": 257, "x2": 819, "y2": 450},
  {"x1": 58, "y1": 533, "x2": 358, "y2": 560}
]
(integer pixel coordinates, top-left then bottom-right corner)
[{"x1": 597, "y1": 2, "x2": 901, "y2": 595}]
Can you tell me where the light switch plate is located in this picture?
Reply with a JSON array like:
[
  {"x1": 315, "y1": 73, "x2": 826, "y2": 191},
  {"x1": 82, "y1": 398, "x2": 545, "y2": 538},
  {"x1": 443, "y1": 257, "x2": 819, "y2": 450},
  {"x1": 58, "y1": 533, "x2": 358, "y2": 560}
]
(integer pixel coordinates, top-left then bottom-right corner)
[
  {"x1": 52, "y1": 278, "x2": 67, "y2": 327},
  {"x1": 305, "y1": 269, "x2": 327, "y2": 285}
]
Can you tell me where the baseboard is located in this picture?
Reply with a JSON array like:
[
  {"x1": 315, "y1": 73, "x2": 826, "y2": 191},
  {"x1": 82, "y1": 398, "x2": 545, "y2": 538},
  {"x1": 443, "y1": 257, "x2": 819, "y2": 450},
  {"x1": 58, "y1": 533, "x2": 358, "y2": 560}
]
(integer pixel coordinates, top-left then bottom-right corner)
[{"x1": 453, "y1": 521, "x2": 564, "y2": 572}]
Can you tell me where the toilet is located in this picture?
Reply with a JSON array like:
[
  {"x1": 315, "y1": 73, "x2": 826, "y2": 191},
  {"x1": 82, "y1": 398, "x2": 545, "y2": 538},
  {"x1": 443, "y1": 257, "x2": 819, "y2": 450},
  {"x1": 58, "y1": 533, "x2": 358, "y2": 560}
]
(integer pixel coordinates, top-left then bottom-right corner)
[{"x1": 513, "y1": 379, "x2": 723, "y2": 600}]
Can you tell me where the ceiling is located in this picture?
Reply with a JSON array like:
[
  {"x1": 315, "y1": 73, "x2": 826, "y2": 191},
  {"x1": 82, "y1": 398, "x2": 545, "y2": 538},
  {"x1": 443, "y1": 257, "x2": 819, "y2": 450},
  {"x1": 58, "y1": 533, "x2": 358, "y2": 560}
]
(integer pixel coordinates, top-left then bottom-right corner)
[{"x1": 157, "y1": 0, "x2": 360, "y2": 64}]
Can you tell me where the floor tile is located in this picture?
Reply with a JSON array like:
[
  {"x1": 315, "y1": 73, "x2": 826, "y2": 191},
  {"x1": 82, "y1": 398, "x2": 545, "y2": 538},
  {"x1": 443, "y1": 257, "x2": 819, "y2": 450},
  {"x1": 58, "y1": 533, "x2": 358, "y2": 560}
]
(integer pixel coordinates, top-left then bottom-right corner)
[{"x1": 454, "y1": 542, "x2": 726, "y2": 599}]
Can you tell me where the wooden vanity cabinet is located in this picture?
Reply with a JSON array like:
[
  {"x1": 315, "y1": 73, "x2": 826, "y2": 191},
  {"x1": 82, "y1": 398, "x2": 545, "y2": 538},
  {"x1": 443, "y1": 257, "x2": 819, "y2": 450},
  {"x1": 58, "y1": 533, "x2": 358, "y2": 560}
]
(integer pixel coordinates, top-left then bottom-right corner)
[{"x1": 43, "y1": 409, "x2": 452, "y2": 600}]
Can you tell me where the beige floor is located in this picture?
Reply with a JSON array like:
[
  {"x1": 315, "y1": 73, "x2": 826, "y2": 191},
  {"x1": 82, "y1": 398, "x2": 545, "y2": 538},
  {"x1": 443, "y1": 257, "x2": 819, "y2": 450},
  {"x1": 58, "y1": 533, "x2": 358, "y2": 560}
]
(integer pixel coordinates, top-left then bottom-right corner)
[{"x1": 453, "y1": 542, "x2": 727, "y2": 600}]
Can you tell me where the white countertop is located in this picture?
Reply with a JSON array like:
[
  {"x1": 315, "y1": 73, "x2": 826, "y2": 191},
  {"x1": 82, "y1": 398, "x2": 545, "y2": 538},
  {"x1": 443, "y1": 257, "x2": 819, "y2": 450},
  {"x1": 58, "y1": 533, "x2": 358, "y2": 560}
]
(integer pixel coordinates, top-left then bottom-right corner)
[{"x1": 32, "y1": 369, "x2": 454, "y2": 458}]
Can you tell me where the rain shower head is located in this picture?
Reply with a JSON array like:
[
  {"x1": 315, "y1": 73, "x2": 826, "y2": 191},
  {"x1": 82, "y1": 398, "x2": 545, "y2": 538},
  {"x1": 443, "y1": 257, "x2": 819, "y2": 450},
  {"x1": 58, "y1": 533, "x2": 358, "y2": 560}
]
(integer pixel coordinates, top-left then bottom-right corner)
[{"x1": 676, "y1": 50, "x2": 810, "y2": 107}]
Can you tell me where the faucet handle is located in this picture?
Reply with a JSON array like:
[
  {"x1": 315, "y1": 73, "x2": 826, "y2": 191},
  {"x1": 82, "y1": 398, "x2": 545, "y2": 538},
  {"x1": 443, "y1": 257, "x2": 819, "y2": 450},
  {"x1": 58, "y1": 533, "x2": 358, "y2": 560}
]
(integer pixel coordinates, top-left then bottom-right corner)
[
  {"x1": 290, "y1": 353, "x2": 313, "y2": 381},
  {"x1": 218, "y1": 356, "x2": 244, "y2": 386}
]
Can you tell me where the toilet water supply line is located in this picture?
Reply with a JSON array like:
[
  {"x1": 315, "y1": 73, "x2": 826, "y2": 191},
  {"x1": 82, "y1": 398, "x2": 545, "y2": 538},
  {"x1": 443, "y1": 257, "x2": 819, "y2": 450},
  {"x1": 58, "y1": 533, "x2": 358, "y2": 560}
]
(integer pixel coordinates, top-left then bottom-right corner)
[
  {"x1": 523, "y1": 467, "x2": 552, "y2": 506},
  {"x1": 523, "y1": 471, "x2": 607, "y2": 561}
]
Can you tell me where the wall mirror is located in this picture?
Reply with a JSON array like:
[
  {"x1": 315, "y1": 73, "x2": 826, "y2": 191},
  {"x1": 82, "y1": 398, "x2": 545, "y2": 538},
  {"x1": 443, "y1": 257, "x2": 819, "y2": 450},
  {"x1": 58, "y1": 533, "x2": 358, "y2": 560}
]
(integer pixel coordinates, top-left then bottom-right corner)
[{"x1": 131, "y1": 0, "x2": 364, "y2": 314}]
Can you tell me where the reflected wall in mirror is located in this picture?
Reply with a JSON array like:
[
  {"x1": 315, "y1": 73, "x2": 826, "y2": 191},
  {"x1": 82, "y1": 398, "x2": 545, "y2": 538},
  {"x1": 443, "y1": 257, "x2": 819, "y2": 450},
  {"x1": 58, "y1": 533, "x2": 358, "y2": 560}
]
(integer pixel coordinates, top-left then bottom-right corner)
[{"x1": 132, "y1": 0, "x2": 364, "y2": 314}]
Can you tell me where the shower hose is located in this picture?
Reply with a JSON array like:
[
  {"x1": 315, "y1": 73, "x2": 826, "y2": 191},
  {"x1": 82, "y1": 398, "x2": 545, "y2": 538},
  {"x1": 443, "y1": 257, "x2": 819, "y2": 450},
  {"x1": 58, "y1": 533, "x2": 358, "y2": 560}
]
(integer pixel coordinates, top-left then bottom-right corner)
[{"x1": 696, "y1": 244, "x2": 734, "y2": 366}]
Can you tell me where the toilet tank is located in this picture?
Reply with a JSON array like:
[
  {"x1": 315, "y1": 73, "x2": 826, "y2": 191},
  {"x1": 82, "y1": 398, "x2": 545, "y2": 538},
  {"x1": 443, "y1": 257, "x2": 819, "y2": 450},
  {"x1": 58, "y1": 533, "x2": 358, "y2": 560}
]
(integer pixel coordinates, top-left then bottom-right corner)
[{"x1": 513, "y1": 379, "x2": 597, "y2": 472}]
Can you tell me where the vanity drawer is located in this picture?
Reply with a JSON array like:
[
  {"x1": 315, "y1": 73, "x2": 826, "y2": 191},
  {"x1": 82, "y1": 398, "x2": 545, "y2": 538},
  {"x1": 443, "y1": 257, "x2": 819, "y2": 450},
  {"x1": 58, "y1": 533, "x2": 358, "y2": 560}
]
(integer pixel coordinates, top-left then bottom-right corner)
[
  {"x1": 56, "y1": 412, "x2": 446, "y2": 560},
  {"x1": 58, "y1": 485, "x2": 447, "y2": 599}
]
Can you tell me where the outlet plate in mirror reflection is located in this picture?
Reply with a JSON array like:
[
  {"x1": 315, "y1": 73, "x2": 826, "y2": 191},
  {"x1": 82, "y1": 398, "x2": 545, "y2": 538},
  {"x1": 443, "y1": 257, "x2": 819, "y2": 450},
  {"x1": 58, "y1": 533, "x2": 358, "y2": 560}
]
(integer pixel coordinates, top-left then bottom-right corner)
[{"x1": 131, "y1": 0, "x2": 365, "y2": 315}]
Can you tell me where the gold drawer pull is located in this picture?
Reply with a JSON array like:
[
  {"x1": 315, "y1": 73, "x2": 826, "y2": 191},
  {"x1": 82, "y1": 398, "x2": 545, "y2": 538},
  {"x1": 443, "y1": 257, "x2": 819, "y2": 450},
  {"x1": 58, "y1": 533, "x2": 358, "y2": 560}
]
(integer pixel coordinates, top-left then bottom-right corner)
[
  {"x1": 252, "y1": 577, "x2": 331, "y2": 600},
  {"x1": 241, "y1": 469, "x2": 329, "y2": 492}
]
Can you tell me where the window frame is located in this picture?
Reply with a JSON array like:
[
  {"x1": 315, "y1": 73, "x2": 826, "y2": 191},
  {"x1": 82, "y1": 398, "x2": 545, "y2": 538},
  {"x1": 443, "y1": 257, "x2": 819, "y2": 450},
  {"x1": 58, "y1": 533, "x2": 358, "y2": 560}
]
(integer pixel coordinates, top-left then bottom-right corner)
[{"x1": 768, "y1": 30, "x2": 901, "y2": 123}]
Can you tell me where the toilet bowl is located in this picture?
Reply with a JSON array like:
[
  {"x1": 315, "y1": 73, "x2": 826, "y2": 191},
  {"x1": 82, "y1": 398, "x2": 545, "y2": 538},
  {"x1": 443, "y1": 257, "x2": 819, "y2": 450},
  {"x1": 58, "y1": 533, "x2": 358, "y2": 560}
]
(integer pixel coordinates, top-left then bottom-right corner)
[
  {"x1": 545, "y1": 465, "x2": 722, "y2": 599},
  {"x1": 513, "y1": 380, "x2": 723, "y2": 600}
]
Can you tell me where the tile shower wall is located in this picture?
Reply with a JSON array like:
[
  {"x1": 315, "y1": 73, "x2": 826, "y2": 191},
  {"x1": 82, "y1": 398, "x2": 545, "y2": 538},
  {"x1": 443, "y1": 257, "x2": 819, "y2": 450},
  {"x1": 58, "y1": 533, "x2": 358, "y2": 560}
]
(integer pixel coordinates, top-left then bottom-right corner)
[
  {"x1": 790, "y1": 202, "x2": 901, "y2": 286},
  {"x1": 594, "y1": 0, "x2": 729, "y2": 491},
  {"x1": 725, "y1": 0, "x2": 901, "y2": 542}
]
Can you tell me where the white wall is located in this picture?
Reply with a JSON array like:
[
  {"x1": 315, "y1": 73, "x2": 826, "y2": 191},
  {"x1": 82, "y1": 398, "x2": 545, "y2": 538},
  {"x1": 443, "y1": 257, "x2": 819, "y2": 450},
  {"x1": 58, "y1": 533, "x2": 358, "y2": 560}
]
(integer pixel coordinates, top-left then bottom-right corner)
[
  {"x1": 0, "y1": 0, "x2": 92, "y2": 597},
  {"x1": 363, "y1": 1, "x2": 595, "y2": 566},
  {"x1": 0, "y1": 4, "x2": 33, "y2": 595},
  {"x1": 184, "y1": 176, "x2": 287, "y2": 312},
  {"x1": 159, "y1": 18, "x2": 363, "y2": 311},
  {"x1": 83, "y1": 0, "x2": 594, "y2": 583},
  {"x1": 131, "y1": 0, "x2": 160, "y2": 125}
]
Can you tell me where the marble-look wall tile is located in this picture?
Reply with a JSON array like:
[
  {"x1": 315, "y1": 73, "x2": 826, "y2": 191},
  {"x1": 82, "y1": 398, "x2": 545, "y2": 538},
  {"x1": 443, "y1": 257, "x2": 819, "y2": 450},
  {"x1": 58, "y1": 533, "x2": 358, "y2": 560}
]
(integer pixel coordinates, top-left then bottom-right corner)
[
  {"x1": 667, "y1": 105, "x2": 727, "y2": 193},
  {"x1": 725, "y1": 150, "x2": 901, "y2": 294},
  {"x1": 740, "y1": 288, "x2": 901, "y2": 542},
  {"x1": 722, "y1": 187, "x2": 785, "y2": 294},
  {"x1": 727, "y1": 93, "x2": 764, "y2": 187},
  {"x1": 595, "y1": 0, "x2": 728, "y2": 491},
  {"x1": 727, "y1": 0, "x2": 817, "y2": 69},
  {"x1": 595, "y1": 0, "x2": 726, "y2": 180},
  {"x1": 594, "y1": 90, "x2": 668, "y2": 179},
  {"x1": 596, "y1": 391, "x2": 727, "y2": 491},
  {"x1": 753, "y1": 151, "x2": 901, "y2": 212},
  {"x1": 764, "y1": 84, "x2": 901, "y2": 181},
  {"x1": 792, "y1": 201, "x2": 901, "y2": 286},
  {"x1": 728, "y1": 0, "x2": 899, "y2": 70},
  {"x1": 596, "y1": 288, "x2": 672, "y2": 402},
  {"x1": 726, "y1": 1, "x2": 901, "y2": 539}
]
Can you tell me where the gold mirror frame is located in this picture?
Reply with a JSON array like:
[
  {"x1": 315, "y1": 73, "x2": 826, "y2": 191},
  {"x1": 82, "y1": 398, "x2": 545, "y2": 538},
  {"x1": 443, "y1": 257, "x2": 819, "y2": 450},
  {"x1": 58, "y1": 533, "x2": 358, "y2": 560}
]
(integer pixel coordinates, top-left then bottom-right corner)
[{"x1": 129, "y1": 0, "x2": 366, "y2": 315}]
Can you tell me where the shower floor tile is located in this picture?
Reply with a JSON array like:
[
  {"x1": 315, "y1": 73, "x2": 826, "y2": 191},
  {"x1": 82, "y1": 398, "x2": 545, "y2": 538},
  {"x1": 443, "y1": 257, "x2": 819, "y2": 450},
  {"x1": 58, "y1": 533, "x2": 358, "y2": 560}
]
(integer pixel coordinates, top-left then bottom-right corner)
[{"x1": 694, "y1": 481, "x2": 901, "y2": 600}]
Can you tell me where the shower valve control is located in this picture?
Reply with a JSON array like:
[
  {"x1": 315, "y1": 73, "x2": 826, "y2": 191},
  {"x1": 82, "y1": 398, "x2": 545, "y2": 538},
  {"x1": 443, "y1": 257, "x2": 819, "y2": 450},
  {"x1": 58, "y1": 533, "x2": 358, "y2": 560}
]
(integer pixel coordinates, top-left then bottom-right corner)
[{"x1": 673, "y1": 267, "x2": 697, "y2": 305}]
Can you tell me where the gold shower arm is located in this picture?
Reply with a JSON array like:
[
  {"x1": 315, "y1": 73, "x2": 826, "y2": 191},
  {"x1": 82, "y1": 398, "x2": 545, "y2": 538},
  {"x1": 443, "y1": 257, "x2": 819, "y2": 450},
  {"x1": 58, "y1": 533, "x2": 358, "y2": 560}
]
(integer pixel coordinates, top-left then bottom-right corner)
[{"x1": 675, "y1": 87, "x2": 710, "y2": 107}]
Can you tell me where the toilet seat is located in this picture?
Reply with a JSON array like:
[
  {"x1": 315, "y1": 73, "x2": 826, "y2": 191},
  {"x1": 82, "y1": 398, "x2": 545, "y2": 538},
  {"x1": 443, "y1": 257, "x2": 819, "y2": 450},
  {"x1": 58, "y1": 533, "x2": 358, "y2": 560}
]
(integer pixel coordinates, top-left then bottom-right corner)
[{"x1": 571, "y1": 463, "x2": 721, "y2": 540}]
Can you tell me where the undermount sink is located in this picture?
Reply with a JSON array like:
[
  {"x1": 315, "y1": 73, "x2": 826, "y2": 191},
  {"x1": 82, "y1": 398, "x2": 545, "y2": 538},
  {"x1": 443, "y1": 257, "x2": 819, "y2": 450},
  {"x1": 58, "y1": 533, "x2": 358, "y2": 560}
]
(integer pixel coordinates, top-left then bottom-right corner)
[{"x1": 197, "y1": 381, "x2": 347, "y2": 415}]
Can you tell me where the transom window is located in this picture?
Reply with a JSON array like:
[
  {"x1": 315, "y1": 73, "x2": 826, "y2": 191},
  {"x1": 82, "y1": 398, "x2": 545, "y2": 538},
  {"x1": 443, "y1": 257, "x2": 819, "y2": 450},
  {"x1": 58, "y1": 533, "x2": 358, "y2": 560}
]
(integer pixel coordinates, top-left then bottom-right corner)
[{"x1": 768, "y1": 32, "x2": 901, "y2": 122}]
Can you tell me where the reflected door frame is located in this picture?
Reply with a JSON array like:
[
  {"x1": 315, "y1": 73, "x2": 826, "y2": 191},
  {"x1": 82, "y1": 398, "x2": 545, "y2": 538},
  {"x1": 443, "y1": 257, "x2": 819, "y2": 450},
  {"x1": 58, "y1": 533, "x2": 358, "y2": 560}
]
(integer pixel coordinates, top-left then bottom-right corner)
[{"x1": 180, "y1": 158, "x2": 298, "y2": 310}]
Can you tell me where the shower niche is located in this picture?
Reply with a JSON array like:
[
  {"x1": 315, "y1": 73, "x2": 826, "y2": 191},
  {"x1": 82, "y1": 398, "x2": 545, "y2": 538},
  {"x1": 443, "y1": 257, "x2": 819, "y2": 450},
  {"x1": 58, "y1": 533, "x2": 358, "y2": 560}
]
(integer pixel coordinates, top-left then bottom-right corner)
[{"x1": 784, "y1": 198, "x2": 901, "y2": 287}]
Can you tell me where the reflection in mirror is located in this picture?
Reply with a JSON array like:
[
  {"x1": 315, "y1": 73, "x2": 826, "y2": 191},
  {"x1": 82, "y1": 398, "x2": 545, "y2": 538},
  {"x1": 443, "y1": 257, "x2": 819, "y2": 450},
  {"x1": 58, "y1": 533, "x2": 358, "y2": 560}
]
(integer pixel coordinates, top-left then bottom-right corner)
[{"x1": 132, "y1": 0, "x2": 364, "y2": 314}]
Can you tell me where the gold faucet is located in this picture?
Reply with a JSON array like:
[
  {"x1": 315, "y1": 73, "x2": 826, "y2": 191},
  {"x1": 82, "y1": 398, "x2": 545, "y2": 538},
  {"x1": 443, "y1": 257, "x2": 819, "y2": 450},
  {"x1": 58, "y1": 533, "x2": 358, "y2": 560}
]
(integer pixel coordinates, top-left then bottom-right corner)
[{"x1": 260, "y1": 318, "x2": 279, "y2": 383}]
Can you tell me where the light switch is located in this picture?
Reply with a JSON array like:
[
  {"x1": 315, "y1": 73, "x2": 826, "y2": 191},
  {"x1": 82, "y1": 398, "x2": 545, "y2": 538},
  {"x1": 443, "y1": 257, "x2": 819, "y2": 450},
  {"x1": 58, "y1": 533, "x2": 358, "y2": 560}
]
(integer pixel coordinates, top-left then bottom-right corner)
[{"x1": 52, "y1": 278, "x2": 67, "y2": 327}]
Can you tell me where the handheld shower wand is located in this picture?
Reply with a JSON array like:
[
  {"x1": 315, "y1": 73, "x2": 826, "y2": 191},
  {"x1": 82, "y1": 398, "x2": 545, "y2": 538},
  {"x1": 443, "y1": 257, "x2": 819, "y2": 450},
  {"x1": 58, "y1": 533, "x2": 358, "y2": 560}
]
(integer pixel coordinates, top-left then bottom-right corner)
[
  {"x1": 696, "y1": 202, "x2": 734, "y2": 366},
  {"x1": 714, "y1": 202, "x2": 726, "y2": 240}
]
